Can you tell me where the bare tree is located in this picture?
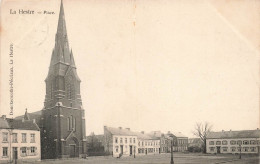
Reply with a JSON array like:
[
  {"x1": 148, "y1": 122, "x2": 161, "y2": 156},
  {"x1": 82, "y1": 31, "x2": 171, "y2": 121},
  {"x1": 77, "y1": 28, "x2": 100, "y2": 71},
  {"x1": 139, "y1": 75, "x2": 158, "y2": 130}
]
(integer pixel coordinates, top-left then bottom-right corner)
[{"x1": 193, "y1": 122, "x2": 213, "y2": 153}]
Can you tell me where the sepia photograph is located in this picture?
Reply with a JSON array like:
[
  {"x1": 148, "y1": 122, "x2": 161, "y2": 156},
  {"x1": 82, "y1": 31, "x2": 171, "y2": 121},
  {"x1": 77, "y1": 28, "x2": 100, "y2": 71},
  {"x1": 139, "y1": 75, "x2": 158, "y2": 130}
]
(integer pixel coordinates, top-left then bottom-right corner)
[{"x1": 0, "y1": 0, "x2": 259, "y2": 163}]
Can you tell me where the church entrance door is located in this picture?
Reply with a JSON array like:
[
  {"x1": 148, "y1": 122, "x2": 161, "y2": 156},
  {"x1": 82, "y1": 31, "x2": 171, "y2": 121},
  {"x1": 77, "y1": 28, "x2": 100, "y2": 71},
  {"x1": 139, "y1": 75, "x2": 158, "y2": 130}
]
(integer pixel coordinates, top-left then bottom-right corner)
[{"x1": 69, "y1": 145, "x2": 76, "y2": 158}]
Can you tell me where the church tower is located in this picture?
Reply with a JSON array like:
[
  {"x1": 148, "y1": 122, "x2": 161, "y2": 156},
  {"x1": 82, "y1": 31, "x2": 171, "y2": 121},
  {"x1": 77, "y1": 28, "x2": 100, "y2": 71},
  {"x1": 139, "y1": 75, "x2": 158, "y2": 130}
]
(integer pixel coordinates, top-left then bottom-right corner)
[{"x1": 41, "y1": 0, "x2": 86, "y2": 159}]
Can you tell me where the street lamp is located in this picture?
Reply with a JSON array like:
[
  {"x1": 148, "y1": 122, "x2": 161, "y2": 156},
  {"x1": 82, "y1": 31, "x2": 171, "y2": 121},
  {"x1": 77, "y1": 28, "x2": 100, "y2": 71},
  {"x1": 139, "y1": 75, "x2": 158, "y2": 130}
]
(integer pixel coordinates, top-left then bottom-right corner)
[
  {"x1": 168, "y1": 134, "x2": 174, "y2": 164},
  {"x1": 171, "y1": 140, "x2": 174, "y2": 164},
  {"x1": 134, "y1": 146, "x2": 136, "y2": 158}
]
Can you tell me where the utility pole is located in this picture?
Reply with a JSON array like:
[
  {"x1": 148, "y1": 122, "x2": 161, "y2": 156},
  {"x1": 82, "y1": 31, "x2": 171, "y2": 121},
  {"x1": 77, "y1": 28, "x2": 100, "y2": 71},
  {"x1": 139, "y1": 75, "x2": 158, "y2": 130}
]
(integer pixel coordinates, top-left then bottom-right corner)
[{"x1": 239, "y1": 144, "x2": 242, "y2": 159}]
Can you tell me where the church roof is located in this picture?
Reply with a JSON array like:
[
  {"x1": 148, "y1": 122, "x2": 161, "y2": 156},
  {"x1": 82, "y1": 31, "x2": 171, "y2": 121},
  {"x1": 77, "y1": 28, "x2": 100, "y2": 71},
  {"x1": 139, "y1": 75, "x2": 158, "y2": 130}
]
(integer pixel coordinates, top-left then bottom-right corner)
[{"x1": 207, "y1": 129, "x2": 260, "y2": 139}]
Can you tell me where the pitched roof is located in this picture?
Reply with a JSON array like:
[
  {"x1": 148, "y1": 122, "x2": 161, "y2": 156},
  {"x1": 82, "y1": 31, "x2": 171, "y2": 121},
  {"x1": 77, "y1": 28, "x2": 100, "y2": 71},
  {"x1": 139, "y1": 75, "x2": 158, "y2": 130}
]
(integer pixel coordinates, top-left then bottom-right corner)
[
  {"x1": 105, "y1": 127, "x2": 136, "y2": 136},
  {"x1": 6, "y1": 118, "x2": 40, "y2": 131},
  {"x1": 168, "y1": 132, "x2": 187, "y2": 138},
  {"x1": 105, "y1": 126, "x2": 160, "y2": 140},
  {"x1": 207, "y1": 130, "x2": 260, "y2": 139},
  {"x1": 0, "y1": 118, "x2": 10, "y2": 129}
]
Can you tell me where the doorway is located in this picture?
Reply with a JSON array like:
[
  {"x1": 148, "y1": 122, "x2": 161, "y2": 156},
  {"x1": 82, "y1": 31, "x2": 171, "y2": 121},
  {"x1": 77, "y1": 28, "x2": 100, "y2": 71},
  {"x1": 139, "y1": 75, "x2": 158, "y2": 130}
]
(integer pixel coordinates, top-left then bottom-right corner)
[
  {"x1": 13, "y1": 147, "x2": 18, "y2": 160},
  {"x1": 129, "y1": 146, "x2": 132, "y2": 155},
  {"x1": 69, "y1": 145, "x2": 76, "y2": 158},
  {"x1": 120, "y1": 145, "x2": 123, "y2": 155},
  {"x1": 217, "y1": 146, "x2": 221, "y2": 154}
]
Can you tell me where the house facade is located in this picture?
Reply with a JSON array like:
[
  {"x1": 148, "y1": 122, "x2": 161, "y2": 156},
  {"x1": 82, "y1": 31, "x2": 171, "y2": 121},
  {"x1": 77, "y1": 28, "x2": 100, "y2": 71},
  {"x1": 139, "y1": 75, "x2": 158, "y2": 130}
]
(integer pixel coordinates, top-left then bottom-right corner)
[
  {"x1": 104, "y1": 126, "x2": 138, "y2": 157},
  {"x1": 137, "y1": 132, "x2": 160, "y2": 155},
  {"x1": 0, "y1": 116, "x2": 41, "y2": 163},
  {"x1": 206, "y1": 129, "x2": 260, "y2": 154},
  {"x1": 104, "y1": 126, "x2": 160, "y2": 157},
  {"x1": 167, "y1": 132, "x2": 188, "y2": 152},
  {"x1": 160, "y1": 133, "x2": 171, "y2": 153}
]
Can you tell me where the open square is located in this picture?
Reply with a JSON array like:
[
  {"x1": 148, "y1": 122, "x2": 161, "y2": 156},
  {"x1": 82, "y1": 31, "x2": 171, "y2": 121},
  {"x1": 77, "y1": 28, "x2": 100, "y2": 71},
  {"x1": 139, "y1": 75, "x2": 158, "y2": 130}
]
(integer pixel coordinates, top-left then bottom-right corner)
[{"x1": 19, "y1": 153, "x2": 259, "y2": 164}]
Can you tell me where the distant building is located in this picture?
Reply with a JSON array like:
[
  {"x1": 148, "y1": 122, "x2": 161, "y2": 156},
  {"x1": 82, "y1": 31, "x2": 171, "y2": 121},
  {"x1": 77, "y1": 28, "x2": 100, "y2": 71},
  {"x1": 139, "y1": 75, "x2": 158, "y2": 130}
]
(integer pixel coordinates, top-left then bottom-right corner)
[
  {"x1": 160, "y1": 133, "x2": 171, "y2": 153},
  {"x1": 0, "y1": 115, "x2": 41, "y2": 163},
  {"x1": 137, "y1": 131, "x2": 160, "y2": 156},
  {"x1": 104, "y1": 126, "x2": 138, "y2": 157},
  {"x1": 167, "y1": 131, "x2": 188, "y2": 152},
  {"x1": 206, "y1": 129, "x2": 260, "y2": 154},
  {"x1": 104, "y1": 126, "x2": 160, "y2": 157}
]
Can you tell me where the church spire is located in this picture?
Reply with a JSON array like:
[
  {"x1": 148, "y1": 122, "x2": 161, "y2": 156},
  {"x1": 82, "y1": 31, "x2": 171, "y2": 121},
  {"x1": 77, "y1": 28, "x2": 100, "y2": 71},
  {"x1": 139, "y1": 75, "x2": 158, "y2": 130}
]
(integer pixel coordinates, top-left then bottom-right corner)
[
  {"x1": 57, "y1": 0, "x2": 67, "y2": 40},
  {"x1": 48, "y1": 0, "x2": 77, "y2": 67}
]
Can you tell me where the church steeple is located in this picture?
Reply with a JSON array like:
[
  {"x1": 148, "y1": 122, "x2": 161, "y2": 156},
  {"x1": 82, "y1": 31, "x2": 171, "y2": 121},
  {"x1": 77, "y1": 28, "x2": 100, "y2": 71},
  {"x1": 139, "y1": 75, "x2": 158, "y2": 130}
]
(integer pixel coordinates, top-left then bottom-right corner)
[
  {"x1": 44, "y1": 0, "x2": 82, "y2": 108},
  {"x1": 41, "y1": 0, "x2": 86, "y2": 159}
]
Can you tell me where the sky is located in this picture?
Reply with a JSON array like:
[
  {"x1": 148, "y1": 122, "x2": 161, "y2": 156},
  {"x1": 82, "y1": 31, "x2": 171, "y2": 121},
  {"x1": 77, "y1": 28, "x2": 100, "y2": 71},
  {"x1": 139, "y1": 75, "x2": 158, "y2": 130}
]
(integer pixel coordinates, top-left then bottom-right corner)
[{"x1": 0, "y1": 0, "x2": 259, "y2": 137}]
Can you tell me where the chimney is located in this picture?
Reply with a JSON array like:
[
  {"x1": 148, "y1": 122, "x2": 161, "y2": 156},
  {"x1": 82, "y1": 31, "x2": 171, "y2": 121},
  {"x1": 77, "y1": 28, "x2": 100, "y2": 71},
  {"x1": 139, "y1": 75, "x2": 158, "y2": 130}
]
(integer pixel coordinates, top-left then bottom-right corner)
[
  {"x1": 1, "y1": 115, "x2": 6, "y2": 120},
  {"x1": 119, "y1": 127, "x2": 122, "y2": 129},
  {"x1": 126, "y1": 128, "x2": 130, "y2": 131},
  {"x1": 168, "y1": 131, "x2": 171, "y2": 134},
  {"x1": 141, "y1": 131, "x2": 144, "y2": 134},
  {"x1": 222, "y1": 130, "x2": 224, "y2": 132}
]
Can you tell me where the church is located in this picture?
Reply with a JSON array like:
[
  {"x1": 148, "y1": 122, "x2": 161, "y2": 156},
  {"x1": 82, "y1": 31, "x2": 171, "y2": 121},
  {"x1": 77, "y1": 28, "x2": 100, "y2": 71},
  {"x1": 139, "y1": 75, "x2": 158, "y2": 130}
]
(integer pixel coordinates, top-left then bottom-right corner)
[{"x1": 15, "y1": 0, "x2": 87, "y2": 159}]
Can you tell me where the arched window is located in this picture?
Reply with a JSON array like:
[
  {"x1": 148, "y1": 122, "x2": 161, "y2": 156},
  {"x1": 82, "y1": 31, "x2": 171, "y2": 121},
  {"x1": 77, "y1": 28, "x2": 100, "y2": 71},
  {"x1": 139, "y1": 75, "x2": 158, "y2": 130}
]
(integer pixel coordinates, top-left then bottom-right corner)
[
  {"x1": 73, "y1": 117, "x2": 76, "y2": 131},
  {"x1": 50, "y1": 83, "x2": 54, "y2": 99},
  {"x1": 67, "y1": 117, "x2": 70, "y2": 131},
  {"x1": 67, "y1": 83, "x2": 75, "y2": 100},
  {"x1": 67, "y1": 115, "x2": 76, "y2": 131},
  {"x1": 70, "y1": 115, "x2": 73, "y2": 130},
  {"x1": 67, "y1": 83, "x2": 71, "y2": 99}
]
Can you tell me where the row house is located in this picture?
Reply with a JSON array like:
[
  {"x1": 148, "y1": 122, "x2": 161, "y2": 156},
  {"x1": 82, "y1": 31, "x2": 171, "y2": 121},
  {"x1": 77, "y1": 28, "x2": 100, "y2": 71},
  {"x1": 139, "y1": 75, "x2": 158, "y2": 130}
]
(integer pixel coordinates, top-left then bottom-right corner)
[
  {"x1": 137, "y1": 131, "x2": 160, "y2": 155},
  {"x1": 104, "y1": 126, "x2": 160, "y2": 157},
  {"x1": 0, "y1": 116, "x2": 41, "y2": 163},
  {"x1": 206, "y1": 129, "x2": 260, "y2": 154},
  {"x1": 164, "y1": 131, "x2": 188, "y2": 152},
  {"x1": 104, "y1": 126, "x2": 138, "y2": 157}
]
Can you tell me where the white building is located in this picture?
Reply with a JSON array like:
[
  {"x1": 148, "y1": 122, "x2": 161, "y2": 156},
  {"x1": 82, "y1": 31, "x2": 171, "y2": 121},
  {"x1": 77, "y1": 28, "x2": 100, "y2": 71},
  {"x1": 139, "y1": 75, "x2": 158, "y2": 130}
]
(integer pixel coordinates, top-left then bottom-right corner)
[
  {"x1": 104, "y1": 126, "x2": 160, "y2": 157},
  {"x1": 104, "y1": 126, "x2": 138, "y2": 157},
  {"x1": 0, "y1": 116, "x2": 41, "y2": 163},
  {"x1": 206, "y1": 129, "x2": 260, "y2": 154},
  {"x1": 137, "y1": 132, "x2": 160, "y2": 155}
]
